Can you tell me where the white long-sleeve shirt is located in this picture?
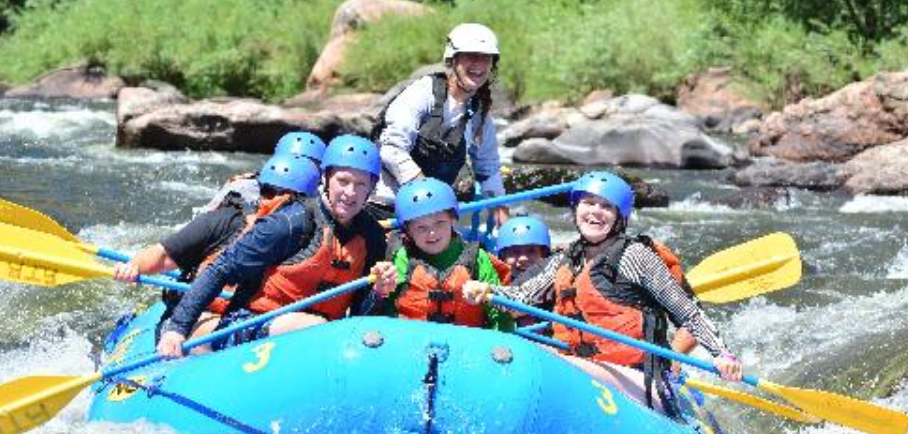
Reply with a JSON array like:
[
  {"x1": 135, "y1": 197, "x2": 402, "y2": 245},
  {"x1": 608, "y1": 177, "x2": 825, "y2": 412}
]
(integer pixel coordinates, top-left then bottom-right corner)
[{"x1": 373, "y1": 75, "x2": 505, "y2": 206}]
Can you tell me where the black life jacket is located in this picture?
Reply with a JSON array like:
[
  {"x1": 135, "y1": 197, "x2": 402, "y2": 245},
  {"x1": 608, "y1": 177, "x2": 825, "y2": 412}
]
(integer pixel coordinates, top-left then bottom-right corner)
[{"x1": 371, "y1": 73, "x2": 480, "y2": 185}]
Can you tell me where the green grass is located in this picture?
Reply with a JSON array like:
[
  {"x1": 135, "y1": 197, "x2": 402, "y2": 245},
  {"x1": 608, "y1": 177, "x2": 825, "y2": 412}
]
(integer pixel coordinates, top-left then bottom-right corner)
[
  {"x1": 0, "y1": 0, "x2": 342, "y2": 101},
  {"x1": 1, "y1": 0, "x2": 905, "y2": 108}
]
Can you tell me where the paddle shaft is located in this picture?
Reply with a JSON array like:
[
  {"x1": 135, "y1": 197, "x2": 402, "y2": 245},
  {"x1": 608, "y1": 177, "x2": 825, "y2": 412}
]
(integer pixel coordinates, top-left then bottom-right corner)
[
  {"x1": 103, "y1": 276, "x2": 372, "y2": 378},
  {"x1": 384, "y1": 182, "x2": 575, "y2": 229},
  {"x1": 490, "y1": 295, "x2": 761, "y2": 387},
  {"x1": 91, "y1": 246, "x2": 182, "y2": 280},
  {"x1": 513, "y1": 327, "x2": 569, "y2": 350},
  {"x1": 0, "y1": 243, "x2": 230, "y2": 299}
]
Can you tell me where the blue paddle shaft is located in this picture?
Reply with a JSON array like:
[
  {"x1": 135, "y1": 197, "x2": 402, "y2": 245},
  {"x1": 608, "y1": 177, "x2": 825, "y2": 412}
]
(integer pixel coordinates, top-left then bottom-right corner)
[
  {"x1": 103, "y1": 276, "x2": 372, "y2": 379},
  {"x1": 97, "y1": 247, "x2": 182, "y2": 279},
  {"x1": 514, "y1": 328, "x2": 569, "y2": 350},
  {"x1": 491, "y1": 295, "x2": 760, "y2": 387},
  {"x1": 385, "y1": 182, "x2": 575, "y2": 229},
  {"x1": 136, "y1": 274, "x2": 232, "y2": 300}
]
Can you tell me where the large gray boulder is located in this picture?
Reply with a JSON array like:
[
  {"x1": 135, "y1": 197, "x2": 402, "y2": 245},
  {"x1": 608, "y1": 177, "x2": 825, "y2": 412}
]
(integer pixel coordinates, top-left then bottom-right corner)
[
  {"x1": 117, "y1": 86, "x2": 366, "y2": 152},
  {"x1": 5, "y1": 64, "x2": 125, "y2": 99},
  {"x1": 840, "y1": 138, "x2": 908, "y2": 195},
  {"x1": 734, "y1": 159, "x2": 844, "y2": 191},
  {"x1": 751, "y1": 70, "x2": 908, "y2": 162},
  {"x1": 508, "y1": 94, "x2": 734, "y2": 168},
  {"x1": 513, "y1": 116, "x2": 733, "y2": 168}
]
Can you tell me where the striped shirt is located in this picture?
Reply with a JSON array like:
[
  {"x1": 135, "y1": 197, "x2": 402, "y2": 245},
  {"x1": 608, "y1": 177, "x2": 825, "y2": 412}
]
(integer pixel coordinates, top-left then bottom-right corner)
[{"x1": 492, "y1": 241, "x2": 729, "y2": 357}]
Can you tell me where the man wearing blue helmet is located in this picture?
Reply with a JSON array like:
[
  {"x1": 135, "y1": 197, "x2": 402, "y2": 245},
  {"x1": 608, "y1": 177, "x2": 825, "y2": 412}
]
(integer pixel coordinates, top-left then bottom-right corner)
[
  {"x1": 463, "y1": 171, "x2": 742, "y2": 415},
  {"x1": 156, "y1": 135, "x2": 395, "y2": 357},
  {"x1": 115, "y1": 131, "x2": 327, "y2": 282},
  {"x1": 370, "y1": 177, "x2": 514, "y2": 331},
  {"x1": 114, "y1": 147, "x2": 323, "y2": 340}
]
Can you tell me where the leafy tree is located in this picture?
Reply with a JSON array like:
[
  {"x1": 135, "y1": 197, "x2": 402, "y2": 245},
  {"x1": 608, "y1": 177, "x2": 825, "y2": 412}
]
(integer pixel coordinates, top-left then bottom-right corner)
[{"x1": 707, "y1": 0, "x2": 908, "y2": 48}]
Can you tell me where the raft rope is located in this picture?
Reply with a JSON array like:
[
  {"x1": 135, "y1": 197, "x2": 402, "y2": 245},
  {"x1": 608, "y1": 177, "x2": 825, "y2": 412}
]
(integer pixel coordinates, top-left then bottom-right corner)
[
  {"x1": 109, "y1": 376, "x2": 268, "y2": 434},
  {"x1": 422, "y1": 353, "x2": 440, "y2": 434}
]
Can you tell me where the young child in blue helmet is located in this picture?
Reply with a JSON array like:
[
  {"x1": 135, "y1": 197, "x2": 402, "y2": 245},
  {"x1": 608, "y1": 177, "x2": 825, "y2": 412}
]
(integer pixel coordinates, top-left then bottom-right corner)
[
  {"x1": 156, "y1": 135, "x2": 396, "y2": 357},
  {"x1": 372, "y1": 177, "x2": 514, "y2": 331},
  {"x1": 496, "y1": 216, "x2": 552, "y2": 280},
  {"x1": 496, "y1": 216, "x2": 553, "y2": 327},
  {"x1": 463, "y1": 171, "x2": 742, "y2": 414}
]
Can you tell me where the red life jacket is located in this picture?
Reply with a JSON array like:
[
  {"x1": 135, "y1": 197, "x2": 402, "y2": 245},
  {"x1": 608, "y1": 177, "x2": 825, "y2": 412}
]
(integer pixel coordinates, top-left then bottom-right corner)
[
  {"x1": 552, "y1": 235, "x2": 690, "y2": 365},
  {"x1": 395, "y1": 241, "x2": 511, "y2": 327},
  {"x1": 244, "y1": 204, "x2": 368, "y2": 320}
]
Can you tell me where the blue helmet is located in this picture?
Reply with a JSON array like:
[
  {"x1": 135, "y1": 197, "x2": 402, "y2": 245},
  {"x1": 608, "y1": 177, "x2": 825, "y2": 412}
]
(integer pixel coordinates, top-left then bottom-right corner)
[
  {"x1": 274, "y1": 132, "x2": 327, "y2": 163},
  {"x1": 258, "y1": 154, "x2": 320, "y2": 196},
  {"x1": 570, "y1": 171, "x2": 635, "y2": 221},
  {"x1": 321, "y1": 135, "x2": 381, "y2": 177},
  {"x1": 395, "y1": 177, "x2": 458, "y2": 224},
  {"x1": 496, "y1": 216, "x2": 551, "y2": 254}
]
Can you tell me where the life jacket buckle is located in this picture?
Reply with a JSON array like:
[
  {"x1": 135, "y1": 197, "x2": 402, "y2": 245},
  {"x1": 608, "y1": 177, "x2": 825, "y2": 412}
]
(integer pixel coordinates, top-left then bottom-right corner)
[{"x1": 428, "y1": 290, "x2": 455, "y2": 302}]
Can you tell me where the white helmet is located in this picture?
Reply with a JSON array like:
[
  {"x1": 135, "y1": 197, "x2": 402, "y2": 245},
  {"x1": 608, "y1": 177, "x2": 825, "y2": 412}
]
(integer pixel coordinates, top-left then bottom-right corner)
[{"x1": 443, "y1": 23, "x2": 500, "y2": 61}]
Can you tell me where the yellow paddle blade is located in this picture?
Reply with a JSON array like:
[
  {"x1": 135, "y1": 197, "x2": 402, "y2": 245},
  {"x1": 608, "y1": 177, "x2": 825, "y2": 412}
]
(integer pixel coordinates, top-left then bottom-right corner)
[
  {"x1": 687, "y1": 232, "x2": 801, "y2": 303},
  {"x1": 0, "y1": 197, "x2": 79, "y2": 243},
  {"x1": 684, "y1": 378, "x2": 820, "y2": 424},
  {"x1": 0, "y1": 374, "x2": 100, "y2": 433},
  {"x1": 759, "y1": 380, "x2": 908, "y2": 434},
  {"x1": 0, "y1": 222, "x2": 111, "y2": 287}
]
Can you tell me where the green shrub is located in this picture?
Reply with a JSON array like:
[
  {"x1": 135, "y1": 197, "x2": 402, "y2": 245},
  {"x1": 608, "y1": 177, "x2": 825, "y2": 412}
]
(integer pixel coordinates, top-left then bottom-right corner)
[
  {"x1": 1, "y1": 0, "x2": 904, "y2": 108},
  {"x1": 342, "y1": 0, "x2": 719, "y2": 103},
  {"x1": 0, "y1": 0, "x2": 342, "y2": 101},
  {"x1": 874, "y1": 25, "x2": 908, "y2": 73},
  {"x1": 722, "y1": 17, "x2": 870, "y2": 106}
]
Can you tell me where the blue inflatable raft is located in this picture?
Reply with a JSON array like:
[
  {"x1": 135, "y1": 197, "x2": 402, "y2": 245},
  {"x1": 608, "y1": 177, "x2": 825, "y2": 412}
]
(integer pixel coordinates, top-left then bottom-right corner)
[{"x1": 88, "y1": 303, "x2": 723, "y2": 433}]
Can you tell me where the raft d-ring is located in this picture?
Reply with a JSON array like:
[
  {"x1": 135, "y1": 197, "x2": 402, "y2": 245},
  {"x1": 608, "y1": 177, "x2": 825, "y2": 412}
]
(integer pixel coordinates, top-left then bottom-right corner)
[
  {"x1": 425, "y1": 342, "x2": 450, "y2": 363},
  {"x1": 592, "y1": 380, "x2": 619, "y2": 415}
]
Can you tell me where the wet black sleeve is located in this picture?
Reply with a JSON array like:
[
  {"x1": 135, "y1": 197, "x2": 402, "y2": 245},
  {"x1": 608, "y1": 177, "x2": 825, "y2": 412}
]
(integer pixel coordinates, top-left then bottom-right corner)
[{"x1": 161, "y1": 207, "x2": 245, "y2": 271}]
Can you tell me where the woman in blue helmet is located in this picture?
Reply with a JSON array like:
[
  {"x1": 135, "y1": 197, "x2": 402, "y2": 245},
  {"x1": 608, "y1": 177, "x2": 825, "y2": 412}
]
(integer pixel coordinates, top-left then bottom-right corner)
[
  {"x1": 157, "y1": 135, "x2": 396, "y2": 357},
  {"x1": 463, "y1": 171, "x2": 741, "y2": 414},
  {"x1": 372, "y1": 177, "x2": 514, "y2": 331}
]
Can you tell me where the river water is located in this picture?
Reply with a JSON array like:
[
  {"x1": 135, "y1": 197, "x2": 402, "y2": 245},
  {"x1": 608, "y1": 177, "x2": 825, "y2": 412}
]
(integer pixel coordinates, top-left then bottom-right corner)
[{"x1": 2, "y1": 98, "x2": 908, "y2": 433}]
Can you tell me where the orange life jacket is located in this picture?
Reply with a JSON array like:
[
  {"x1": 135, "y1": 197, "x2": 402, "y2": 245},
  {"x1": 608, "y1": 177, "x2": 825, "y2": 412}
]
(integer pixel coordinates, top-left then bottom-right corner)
[
  {"x1": 244, "y1": 204, "x2": 368, "y2": 320},
  {"x1": 552, "y1": 235, "x2": 689, "y2": 365},
  {"x1": 395, "y1": 241, "x2": 511, "y2": 327},
  {"x1": 189, "y1": 193, "x2": 292, "y2": 314}
]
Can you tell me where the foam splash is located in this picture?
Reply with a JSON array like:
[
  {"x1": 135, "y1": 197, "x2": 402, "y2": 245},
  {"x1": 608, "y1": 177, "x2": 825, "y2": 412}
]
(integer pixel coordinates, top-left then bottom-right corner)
[
  {"x1": 0, "y1": 108, "x2": 114, "y2": 140},
  {"x1": 78, "y1": 222, "x2": 184, "y2": 255},
  {"x1": 886, "y1": 243, "x2": 908, "y2": 279},
  {"x1": 157, "y1": 181, "x2": 219, "y2": 200},
  {"x1": 726, "y1": 287, "x2": 908, "y2": 376},
  {"x1": 665, "y1": 194, "x2": 738, "y2": 214},
  {"x1": 839, "y1": 195, "x2": 908, "y2": 214}
]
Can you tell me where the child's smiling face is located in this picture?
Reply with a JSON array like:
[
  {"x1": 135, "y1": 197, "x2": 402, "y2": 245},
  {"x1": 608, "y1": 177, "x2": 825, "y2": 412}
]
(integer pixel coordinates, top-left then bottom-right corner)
[{"x1": 406, "y1": 210, "x2": 456, "y2": 255}]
